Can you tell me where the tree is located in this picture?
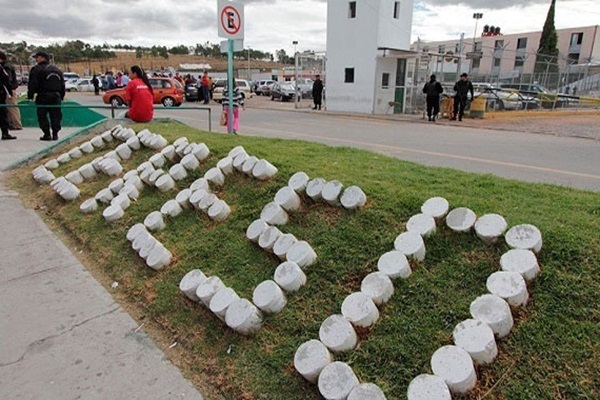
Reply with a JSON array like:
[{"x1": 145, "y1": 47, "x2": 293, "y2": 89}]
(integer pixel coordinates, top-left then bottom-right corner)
[{"x1": 534, "y1": 0, "x2": 559, "y2": 86}]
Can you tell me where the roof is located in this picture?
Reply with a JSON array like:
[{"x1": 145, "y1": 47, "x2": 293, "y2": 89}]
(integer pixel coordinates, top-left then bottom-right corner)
[{"x1": 377, "y1": 47, "x2": 419, "y2": 58}]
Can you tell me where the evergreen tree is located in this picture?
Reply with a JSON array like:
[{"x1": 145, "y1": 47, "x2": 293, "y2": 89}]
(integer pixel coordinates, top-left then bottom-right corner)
[{"x1": 534, "y1": 0, "x2": 559, "y2": 86}]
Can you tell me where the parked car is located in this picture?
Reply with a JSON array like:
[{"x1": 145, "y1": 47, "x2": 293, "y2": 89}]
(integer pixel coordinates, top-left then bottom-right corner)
[
  {"x1": 63, "y1": 72, "x2": 80, "y2": 82},
  {"x1": 254, "y1": 80, "x2": 277, "y2": 96},
  {"x1": 293, "y1": 78, "x2": 314, "y2": 98},
  {"x1": 212, "y1": 79, "x2": 253, "y2": 102},
  {"x1": 64, "y1": 78, "x2": 80, "y2": 92},
  {"x1": 185, "y1": 84, "x2": 200, "y2": 102},
  {"x1": 271, "y1": 83, "x2": 300, "y2": 102},
  {"x1": 500, "y1": 83, "x2": 566, "y2": 108},
  {"x1": 66, "y1": 78, "x2": 98, "y2": 92},
  {"x1": 102, "y1": 77, "x2": 184, "y2": 107}
]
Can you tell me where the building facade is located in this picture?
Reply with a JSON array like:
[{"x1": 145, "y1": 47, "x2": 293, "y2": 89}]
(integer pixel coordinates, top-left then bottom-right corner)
[{"x1": 326, "y1": 0, "x2": 415, "y2": 114}]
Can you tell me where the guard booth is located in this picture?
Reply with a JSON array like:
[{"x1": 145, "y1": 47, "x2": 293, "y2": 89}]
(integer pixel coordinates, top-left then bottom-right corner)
[{"x1": 376, "y1": 47, "x2": 417, "y2": 114}]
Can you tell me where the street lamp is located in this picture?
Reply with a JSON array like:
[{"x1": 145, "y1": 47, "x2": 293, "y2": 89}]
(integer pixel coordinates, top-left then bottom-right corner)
[
  {"x1": 470, "y1": 13, "x2": 483, "y2": 74},
  {"x1": 292, "y1": 41, "x2": 299, "y2": 109}
]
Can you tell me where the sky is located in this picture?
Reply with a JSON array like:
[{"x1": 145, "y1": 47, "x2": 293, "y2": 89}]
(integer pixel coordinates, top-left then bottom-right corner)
[{"x1": 0, "y1": 0, "x2": 598, "y2": 57}]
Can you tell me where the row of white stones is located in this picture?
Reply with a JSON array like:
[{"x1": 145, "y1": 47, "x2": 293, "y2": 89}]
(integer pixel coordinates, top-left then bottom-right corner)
[
  {"x1": 126, "y1": 223, "x2": 172, "y2": 270},
  {"x1": 293, "y1": 196, "x2": 542, "y2": 400}
]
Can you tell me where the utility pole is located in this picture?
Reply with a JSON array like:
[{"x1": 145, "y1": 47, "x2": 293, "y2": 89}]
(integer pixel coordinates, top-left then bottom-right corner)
[
  {"x1": 457, "y1": 33, "x2": 464, "y2": 75},
  {"x1": 293, "y1": 41, "x2": 299, "y2": 109},
  {"x1": 471, "y1": 13, "x2": 483, "y2": 74}
]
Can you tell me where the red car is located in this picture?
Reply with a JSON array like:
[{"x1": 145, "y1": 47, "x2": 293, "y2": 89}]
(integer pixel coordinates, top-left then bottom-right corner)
[{"x1": 103, "y1": 77, "x2": 184, "y2": 107}]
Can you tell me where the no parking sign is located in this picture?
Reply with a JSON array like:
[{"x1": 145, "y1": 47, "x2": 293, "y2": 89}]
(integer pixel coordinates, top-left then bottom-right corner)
[{"x1": 217, "y1": 0, "x2": 244, "y2": 40}]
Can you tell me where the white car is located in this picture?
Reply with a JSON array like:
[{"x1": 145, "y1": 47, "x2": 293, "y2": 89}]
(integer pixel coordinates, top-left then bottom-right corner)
[
  {"x1": 74, "y1": 78, "x2": 97, "y2": 92},
  {"x1": 64, "y1": 79, "x2": 79, "y2": 92},
  {"x1": 212, "y1": 79, "x2": 253, "y2": 102}
]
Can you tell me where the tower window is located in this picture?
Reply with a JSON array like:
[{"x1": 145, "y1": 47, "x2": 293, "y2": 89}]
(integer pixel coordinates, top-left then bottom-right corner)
[
  {"x1": 345, "y1": 68, "x2": 355, "y2": 83},
  {"x1": 349, "y1": 2, "x2": 356, "y2": 19},
  {"x1": 393, "y1": 2, "x2": 400, "y2": 19}
]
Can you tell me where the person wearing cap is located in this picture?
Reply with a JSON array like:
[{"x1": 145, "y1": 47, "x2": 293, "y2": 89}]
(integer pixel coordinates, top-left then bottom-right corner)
[
  {"x1": 0, "y1": 50, "x2": 17, "y2": 140},
  {"x1": 27, "y1": 51, "x2": 65, "y2": 140},
  {"x1": 422, "y1": 74, "x2": 443, "y2": 122},
  {"x1": 451, "y1": 72, "x2": 474, "y2": 121}
]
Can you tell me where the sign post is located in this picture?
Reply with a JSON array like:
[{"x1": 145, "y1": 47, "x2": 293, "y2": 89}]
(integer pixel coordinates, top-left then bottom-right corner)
[{"x1": 217, "y1": 0, "x2": 244, "y2": 134}]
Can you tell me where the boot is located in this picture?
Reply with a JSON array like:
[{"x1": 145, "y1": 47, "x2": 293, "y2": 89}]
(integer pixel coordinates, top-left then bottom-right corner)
[
  {"x1": 52, "y1": 131, "x2": 59, "y2": 141},
  {"x1": 1, "y1": 128, "x2": 16, "y2": 140},
  {"x1": 40, "y1": 129, "x2": 52, "y2": 141}
]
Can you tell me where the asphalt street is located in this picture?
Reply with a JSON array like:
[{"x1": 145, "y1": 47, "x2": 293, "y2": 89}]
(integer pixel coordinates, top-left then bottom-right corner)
[{"x1": 69, "y1": 92, "x2": 600, "y2": 192}]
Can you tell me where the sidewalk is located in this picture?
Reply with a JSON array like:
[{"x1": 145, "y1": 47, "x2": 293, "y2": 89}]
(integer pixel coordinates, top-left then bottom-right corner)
[{"x1": 0, "y1": 127, "x2": 204, "y2": 400}]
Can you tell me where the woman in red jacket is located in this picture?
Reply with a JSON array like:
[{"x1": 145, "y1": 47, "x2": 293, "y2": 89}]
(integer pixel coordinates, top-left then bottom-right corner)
[{"x1": 125, "y1": 66, "x2": 154, "y2": 122}]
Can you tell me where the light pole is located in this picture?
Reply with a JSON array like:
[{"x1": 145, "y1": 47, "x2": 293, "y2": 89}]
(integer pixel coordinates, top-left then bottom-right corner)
[
  {"x1": 292, "y1": 40, "x2": 299, "y2": 109},
  {"x1": 471, "y1": 13, "x2": 483, "y2": 74},
  {"x1": 247, "y1": 48, "x2": 250, "y2": 80}
]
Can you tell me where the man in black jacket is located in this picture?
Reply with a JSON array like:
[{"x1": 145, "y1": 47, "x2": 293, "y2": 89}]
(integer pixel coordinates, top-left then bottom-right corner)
[
  {"x1": 451, "y1": 73, "x2": 474, "y2": 121},
  {"x1": 312, "y1": 75, "x2": 324, "y2": 110},
  {"x1": 0, "y1": 50, "x2": 17, "y2": 140},
  {"x1": 28, "y1": 51, "x2": 65, "y2": 141},
  {"x1": 422, "y1": 74, "x2": 443, "y2": 121}
]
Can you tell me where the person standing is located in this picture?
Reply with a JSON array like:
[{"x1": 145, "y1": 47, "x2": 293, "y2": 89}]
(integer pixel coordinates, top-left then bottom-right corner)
[
  {"x1": 312, "y1": 74, "x2": 324, "y2": 110},
  {"x1": 200, "y1": 71, "x2": 210, "y2": 104},
  {"x1": 27, "y1": 51, "x2": 65, "y2": 141},
  {"x1": 222, "y1": 80, "x2": 244, "y2": 134},
  {"x1": 91, "y1": 74, "x2": 100, "y2": 95},
  {"x1": 0, "y1": 51, "x2": 22, "y2": 130},
  {"x1": 422, "y1": 74, "x2": 443, "y2": 122},
  {"x1": 451, "y1": 73, "x2": 473, "y2": 121},
  {"x1": 124, "y1": 65, "x2": 154, "y2": 123},
  {"x1": 0, "y1": 51, "x2": 17, "y2": 140},
  {"x1": 121, "y1": 72, "x2": 130, "y2": 87}
]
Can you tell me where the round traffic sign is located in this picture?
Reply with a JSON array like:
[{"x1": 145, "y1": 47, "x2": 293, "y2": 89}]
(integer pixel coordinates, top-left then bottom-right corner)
[{"x1": 221, "y1": 5, "x2": 241, "y2": 35}]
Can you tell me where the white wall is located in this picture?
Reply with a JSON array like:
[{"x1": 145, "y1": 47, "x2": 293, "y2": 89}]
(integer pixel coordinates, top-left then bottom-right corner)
[
  {"x1": 377, "y1": 0, "x2": 413, "y2": 50},
  {"x1": 373, "y1": 57, "x2": 398, "y2": 114}
]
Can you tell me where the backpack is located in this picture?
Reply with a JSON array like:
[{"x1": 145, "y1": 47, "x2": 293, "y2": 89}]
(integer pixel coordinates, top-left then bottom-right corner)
[{"x1": 42, "y1": 64, "x2": 63, "y2": 93}]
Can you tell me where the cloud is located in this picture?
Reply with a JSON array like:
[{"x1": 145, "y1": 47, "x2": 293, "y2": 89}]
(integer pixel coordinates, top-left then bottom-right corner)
[{"x1": 418, "y1": 0, "x2": 579, "y2": 9}]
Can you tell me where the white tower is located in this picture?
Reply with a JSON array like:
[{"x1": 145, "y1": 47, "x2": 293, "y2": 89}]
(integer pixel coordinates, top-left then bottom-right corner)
[{"x1": 326, "y1": 0, "x2": 414, "y2": 114}]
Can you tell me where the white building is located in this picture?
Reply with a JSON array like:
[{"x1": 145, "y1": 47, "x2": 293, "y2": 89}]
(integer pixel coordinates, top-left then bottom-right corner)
[{"x1": 326, "y1": 0, "x2": 415, "y2": 114}]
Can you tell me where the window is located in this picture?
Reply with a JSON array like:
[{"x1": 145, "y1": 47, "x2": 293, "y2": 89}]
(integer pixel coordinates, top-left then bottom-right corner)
[
  {"x1": 494, "y1": 58, "x2": 501, "y2": 67},
  {"x1": 393, "y1": 2, "x2": 400, "y2": 19},
  {"x1": 494, "y1": 40, "x2": 504, "y2": 49},
  {"x1": 345, "y1": 68, "x2": 355, "y2": 83},
  {"x1": 567, "y1": 53, "x2": 580, "y2": 64},
  {"x1": 517, "y1": 38, "x2": 527, "y2": 49},
  {"x1": 570, "y1": 32, "x2": 583, "y2": 46},
  {"x1": 438, "y1": 45, "x2": 445, "y2": 54},
  {"x1": 514, "y1": 56, "x2": 525, "y2": 68},
  {"x1": 382, "y1": 73, "x2": 390, "y2": 88},
  {"x1": 348, "y1": 1, "x2": 356, "y2": 18},
  {"x1": 474, "y1": 42, "x2": 482, "y2": 52},
  {"x1": 472, "y1": 58, "x2": 481, "y2": 69}
]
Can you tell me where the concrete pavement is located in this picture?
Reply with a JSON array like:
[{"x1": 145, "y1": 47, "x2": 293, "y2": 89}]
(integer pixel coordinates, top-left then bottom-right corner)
[{"x1": 0, "y1": 127, "x2": 204, "y2": 400}]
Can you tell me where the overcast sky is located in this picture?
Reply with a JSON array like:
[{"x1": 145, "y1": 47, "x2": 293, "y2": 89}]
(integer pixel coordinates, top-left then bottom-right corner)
[{"x1": 0, "y1": 0, "x2": 598, "y2": 56}]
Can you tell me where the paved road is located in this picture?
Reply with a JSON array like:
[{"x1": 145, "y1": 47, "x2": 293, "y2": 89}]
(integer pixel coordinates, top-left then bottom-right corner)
[{"x1": 70, "y1": 92, "x2": 600, "y2": 192}]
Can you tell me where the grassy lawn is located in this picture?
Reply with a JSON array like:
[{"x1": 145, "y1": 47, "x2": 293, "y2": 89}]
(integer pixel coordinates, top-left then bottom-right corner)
[{"x1": 8, "y1": 121, "x2": 599, "y2": 400}]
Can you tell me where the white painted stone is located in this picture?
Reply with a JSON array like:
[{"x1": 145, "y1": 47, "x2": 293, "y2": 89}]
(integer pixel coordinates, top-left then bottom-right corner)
[
  {"x1": 101, "y1": 131, "x2": 113, "y2": 142},
  {"x1": 306, "y1": 177, "x2": 327, "y2": 201},
  {"x1": 217, "y1": 156, "x2": 234, "y2": 175},
  {"x1": 119, "y1": 184, "x2": 139, "y2": 200},
  {"x1": 430, "y1": 345, "x2": 477, "y2": 395},
  {"x1": 273, "y1": 233, "x2": 298, "y2": 260},
  {"x1": 90, "y1": 135, "x2": 105, "y2": 148},
  {"x1": 421, "y1": 197, "x2": 450, "y2": 219},
  {"x1": 475, "y1": 214, "x2": 508, "y2": 244},
  {"x1": 160, "y1": 144, "x2": 177, "y2": 162},
  {"x1": 505, "y1": 224, "x2": 543, "y2": 253},
  {"x1": 225, "y1": 298, "x2": 262, "y2": 335},
  {"x1": 192, "y1": 143, "x2": 210, "y2": 161},
  {"x1": 44, "y1": 159, "x2": 60, "y2": 170},
  {"x1": 252, "y1": 159, "x2": 278, "y2": 180},
  {"x1": 394, "y1": 231, "x2": 426, "y2": 261},
  {"x1": 260, "y1": 202, "x2": 289, "y2": 225},
  {"x1": 178, "y1": 154, "x2": 199, "y2": 171},
  {"x1": 242, "y1": 156, "x2": 259, "y2": 175},
  {"x1": 137, "y1": 129, "x2": 151, "y2": 142},
  {"x1": 175, "y1": 143, "x2": 187, "y2": 158},
  {"x1": 228, "y1": 145, "x2": 247, "y2": 159},
  {"x1": 377, "y1": 250, "x2": 411, "y2": 279},
  {"x1": 155, "y1": 174, "x2": 176, "y2": 192},
  {"x1": 79, "y1": 198, "x2": 98, "y2": 214},
  {"x1": 139, "y1": 167, "x2": 155, "y2": 185},
  {"x1": 361, "y1": 272, "x2": 394, "y2": 306},
  {"x1": 79, "y1": 141, "x2": 94, "y2": 154},
  {"x1": 123, "y1": 169, "x2": 138, "y2": 181},
  {"x1": 348, "y1": 383, "x2": 386, "y2": 400},
  {"x1": 319, "y1": 314, "x2": 358, "y2": 353},
  {"x1": 149, "y1": 153, "x2": 166, "y2": 168},
  {"x1": 146, "y1": 244, "x2": 172, "y2": 270},
  {"x1": 190, "y1": 178, "x2": 210, "y2": 192},
  {"x1": 470, "y1": 294, "x2": 514, "y2": 338},
  {"x1": 253, "y1": 280, "x2": 287, "y2": 314},
  {"x1": 176, "y1": 188, "x2": 193, "y2": 209},
  {"x1": 182, "y1": 143, "x2": 195, "y2": 156},
  {"x1": 49, "y1": 177, "x2": 66, "y2": 189},
  {"x1": 103, "y1": 150, "x2": 120, "y2": 162},
  {"x1": 179, "y1": 269, "x2": 207, "y2": 301},
  {"x1": 453, "y1": 319, "x2": 498, "y2": 365},
  {"x1": 137, "y1": 161, "x2": 154, "y2": 173},
  {"x1": 125, "y1": 175, "x2": 144, "y2": 191},
  {"x1": 322, "y1": 180, "x2": 344, "y2": 206},
  {"x1": 407, "y1": 213, "x2": 437, "y2": 237},
  {"x1": 209, "y1": 287, "x2": 240, "y2": 321},
  {"x1": 161, "y1": 199, "x2": 183, "y2": 218},
  {"x1": 78, "y1": 164, "x2": 97, "y2": 180},
  {"x1": 126, "y1": 136, "x2": 141, "y2": 150},
  {"x1": 205, "y1": 167, "x2": 225, "y2": 186},
  {"x1": 139, "y1": 236, "x2": 159, "y2": 260},
  {"x1": 149, "y1": 167, "x2": 166, "y2": 186},
  {"x1": 109, "y1": 178, "x2": 125, "y2": 194},
  {"x1": 341, "y1": 292, "x2": 379, "y2": 327},
  {"x1": 318, "y1": 361, "x2": 359, "y2": 400},
  {"x1": 232, "y1": 152, "x2": 249, "y2": 172},
  {"x1": 65, "y1": 171, "x2": 84, "y2": 185},
  {"x1": 103, "y1": 205, "x2": 124, "y2": 222},
  {"x1": 198, "y1": 193, "x2": 218, "y2": 212},
  {"x1": 340, "y1": 186, "x2": 367, "y2": 210},
  {"x1": 121, "y1": 128, "x2": 136, "y2": 141},
  {"x1": 111, "y1": 194, "x2": 131, "y2": 211},
  {"x1": 149, "y1": 135, "x2": 168, "y2": 150},
  {"x1": 95, "y1": 188, "x2": 114, "y2": 204},
  {"x1": 132, "y1": 231, "x2": 153, "y2": 253},
  {"x1": 446, "y1": 208, "x2": 477, "y2": 233},
  {"x1": 196, "y1": 276, "x2": 226, "y2": 307},
  {"x1": 173, "y1": 137, "x2": 189, "y2": 147},
  {"x1": 68, "y1": 147, "x2": 83, "y2": 159},
  {"x1": 286, "y1": 241, "x2": 317, "y2": 268},
  {"x1": 407, "y1": 374, "x2": 451, "y2": 400},
  {"x1": 116, "y1": 143, "x2": 132, "y2": 160},
  {"x1": 274, "y1": 186, "x2": 301, "y2": 211},
  {"x1": 487, "y1": 271, "x2": 529, "y2": 306},
  {"x1": 500, "y1": 249, "x2": 540, "y2": 281},
  {"x1": 59, "y1": 185, "x2": 80, "y2": 201},
  {"x1": 56, "y1": 153, "x2": 71, "y2": 164},
  {"x1": 274, "y1": 261, "x2": 307, "y2": 292},
  {"x1": 208, "y1": 199, "x2": 231, "y2": 221},
  {"x1": 144, "y1": 211, "x2": 167, "y2": 231},
  {"x1": 91, "y1": 157, "x2": 104, "y2": 172},
  {"x1": 32, "y1": 167, "x2": 54, "y2": 184},
  {"x1": 126, "y1": 223, "x2": 147, "y2": 242},
  {"x1": 189, "y1": 189, "x2": 209, "y2": 210},
  {"x1": 294, "y1": 339, "x2": 333, "y2": 384},
  {"x1": 258, "y1": 226, "x2": 282, "y2": 252},
  {"x1": 99, "y1": 159, "x2": 123, "y2": 176},
  {"x1": 288, "y1": 171, "x2": 309, "y2": 194},
  {"x1": 169, "y1": 164, "x2": 188, "y2": 181},
  {"x1": 246, "y1": 219, "x2": 268, "y2": 243}
]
